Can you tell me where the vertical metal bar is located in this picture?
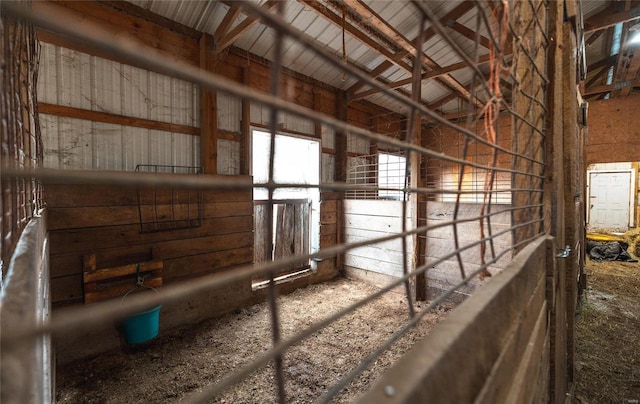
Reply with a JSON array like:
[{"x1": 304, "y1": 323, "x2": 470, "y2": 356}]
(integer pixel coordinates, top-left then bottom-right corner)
[{"x1": 265, "y1": 1, "x2": 287, "y2": 403}]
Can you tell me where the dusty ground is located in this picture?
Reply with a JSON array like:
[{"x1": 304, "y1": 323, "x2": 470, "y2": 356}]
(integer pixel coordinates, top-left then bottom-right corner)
[
  {"x1": 56, "y1": 277, "x2": 449, "y2": 403},
  {"x1": 576, "y1": 259, "x2": 640, "y2": 403}
]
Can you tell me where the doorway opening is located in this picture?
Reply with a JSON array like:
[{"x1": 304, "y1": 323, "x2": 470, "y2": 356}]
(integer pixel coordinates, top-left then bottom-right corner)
[
  {"x1": 251, "y1": 129, "x2": 320, "y2": 287},
  {"x1": 586, "y1": 162, "x2": 636, "y2": 232}
]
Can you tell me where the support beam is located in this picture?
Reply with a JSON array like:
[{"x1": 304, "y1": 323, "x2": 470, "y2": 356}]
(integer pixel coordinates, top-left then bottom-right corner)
[
  {"x1": 447, "y1": 20, "x2": 491, "y2": 49},
  {"x1": 339, "y1": 0, "x2": 482, "y2": 107},
  {"x1": 215, "y1": 0, "x2": 278, "y2": 55},
  {"x1": 584, "y1": 6, "x2": 640, "y2": 33},
  {"x1": 334, "y1": 91, "x2": 348, "y2": 271},
  {"x1": 299, "y1": 0, "x2": 412, "y2": 72},
  {"x1": 584, "y1": 54, "x2": 617, "y2": 88},
  {"x1": 214, "y1": 5, "x2": 242, "y2": 42},
  {"x1": 346, "y1": 1, "x2": 475, "y2": 95},
  {"x1": 619, "y1": 51, "x2": 640, "y2": 96},
  {"x1": 200, "y1": 34, "x2": 218, "y2": 174},
  {"x1": 585, "y1": 30, "x2": 604, "y2": 47},
  {"x1": 352, "y1": 51, "x2": 511, "y2": 101},
  {"x1": 38, "y1": 103, "x2": 199, "y2": 136},
  {"x1": 584, "y1": 79, "x2": 640, "y2": 96},
  {"x1": 240, "y1": 67, "x2": 251, "y2": 175}
]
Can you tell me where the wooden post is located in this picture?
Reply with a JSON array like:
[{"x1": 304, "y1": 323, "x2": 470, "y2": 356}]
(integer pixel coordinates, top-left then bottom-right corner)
[
  {"x1": 544, "y1": 1, "x2": 568, "y2": 401},
  {"x1": 562, "y1": 20, "x2": 579, "y2": 390},
  {"x1": 199, "y1": 33, "x2": 217, "y2": 174},
  {"x1": 411, "y1": 17, "x2": 426, "y2": 301},
  {"x1": 240, "y1": 67, "x2": 251, "y2": 175},
  {"x1": 334, "y1": 91, "x2": 348, "y2": 271}
]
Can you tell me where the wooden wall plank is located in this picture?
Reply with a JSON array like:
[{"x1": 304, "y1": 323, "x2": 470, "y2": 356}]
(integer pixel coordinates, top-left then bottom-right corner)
[
  {"x1": 45, "y1": 180, "x2": 252, "y2": 207},
  {"x1": 163, "y1": 247, "x2": 253, "y2": 281},
  {"x1": 475, "y1": 272, "x2": 546, "y2": 403},
  {"x1": 48, "y1": 201, "x2": 253, "y2": 230},
  {"x1": 49, "y1": 216, "x2": 252, "y2": 255},
  {"x1": 51, "y1": 232, "x2": 253, "y2": 278},
  {"x1": 357, "y1": 237, "x2": 551, "y2": 403},
  {"x1": 48, "y1": 181, "x2": 255, "y2": 304}
]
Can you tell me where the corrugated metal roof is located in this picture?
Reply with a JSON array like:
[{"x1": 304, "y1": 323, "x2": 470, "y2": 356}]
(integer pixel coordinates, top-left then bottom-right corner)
[{"x1": 125, "y1": 0, "x2": 605, "y2": 113}]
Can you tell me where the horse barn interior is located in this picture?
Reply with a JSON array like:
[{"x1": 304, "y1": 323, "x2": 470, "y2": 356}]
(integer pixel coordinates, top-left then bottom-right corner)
[{"x1": 2, "y1": 0, "x2": 640, "y2": 402}]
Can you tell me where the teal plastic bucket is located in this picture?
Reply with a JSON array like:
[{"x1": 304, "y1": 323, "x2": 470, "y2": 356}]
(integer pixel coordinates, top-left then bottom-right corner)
[{"x1": 122, "y1": 304, "x2": 162, "y2": 345}]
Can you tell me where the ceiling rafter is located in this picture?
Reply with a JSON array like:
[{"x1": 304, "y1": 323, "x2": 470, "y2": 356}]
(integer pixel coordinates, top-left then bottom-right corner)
[
  {"x1": 611, "y1": 1, "x2": 634, "y2": 97},
  {"x1": 585, "y1": 54, "x2": 618, "y2": 88},
  {"x1": 352, "y1": 49, "x2": 513, "y2": 101},
  {"x1": 584, "y1": 79, "x2": 640, "y2": 96},
  {"x1": 446, "y1": 20, "x2": 491, "y2": 49},
  {"x1": 299, "y1": 0, "x2": 412, "y2": 72},
  {"x1": 337, "y1": 0, "x2": 483, "y2": 108},
  {"x1": 214, "y1": 5, "x2": 242, "y2": 42},
  {"x1": 584, "y1": 4, "x2": 640, "y2": 33},
  {"x1": 215, "y1": 0, "x2": 278, "y2": 55},
  {"x1": 585, "y1": 30, "x2": 604, "y2": 47},
  {"x1": 346, "y1": 1, "x2": 476, "y2": 96},
  {"x1": 619, "y1": 49, "x2": 640, "y2": 96}
]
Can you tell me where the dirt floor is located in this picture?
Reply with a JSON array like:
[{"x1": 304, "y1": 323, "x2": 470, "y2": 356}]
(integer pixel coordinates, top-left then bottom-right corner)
[
  {"x1": 56, "y1": 277, "x2": 449, "y2": 403},
  {"x1": 576, "y1": 259, "x2": 640, "y2": 403}
]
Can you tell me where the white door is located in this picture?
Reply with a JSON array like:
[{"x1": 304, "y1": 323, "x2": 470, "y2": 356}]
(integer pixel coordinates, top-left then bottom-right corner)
[{"x1": 588, "y1": 171, "x2": 632, "y2": 230}]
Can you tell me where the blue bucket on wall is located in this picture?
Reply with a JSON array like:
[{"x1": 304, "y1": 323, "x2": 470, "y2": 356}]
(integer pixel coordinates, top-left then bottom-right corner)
[{"x1": 122, "y1": 304, "x2": 162, "y2": 345}]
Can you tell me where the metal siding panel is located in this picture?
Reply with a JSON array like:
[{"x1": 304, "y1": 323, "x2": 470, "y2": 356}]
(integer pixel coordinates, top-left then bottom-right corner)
[
  {"x1": 121, "y1": 126, "x2": 137, "y2": 170},
  {"x1": 217, "y1": 92, "x2": 241, "y2": 132},
  {"x1": 121, "y1": 64, "x2": 150, "y2": 121},
  {"x1": 92, "y1": 122, "x2": 123, "y2": 170},
  {"x1": 250, "y1": 101, "x2": 265, "y2": 126},
  {"x1": 192, "y1": 136, "x2": 201, "y2": 168},
  {"x1": 91, "y1": 56, "x2": 122, "y2": 114},
  {"x1": 285, "y1": 113, "x2": 314, "y2": 135},
  {"x1": 171, "y1": 133, "x2": 195, "y2": 167},
  {"x1": 321, "y1": 153, "x2": 335, "y2": 183},
  {"x1": 171, "y1": 77, "x2": 196, "y2": 126},
  {"x1": 132, "y1": 127, "x2": 152, "y2": 169},
  {"x1": 218, "y1": 139, "x2": 240, "y2": 175},
  {"x1": 147, "y1": 72, "x2": 171, "y2": 124},
  {"x1": 149, "y1": 130, "x2": 173, "y2": 166},
  {"x1": 57, "y1": 117, "x2": 93, "y2": 170},
  {"x1": 38, "y1": 43, "x2": 58, "y2": 105},
  {"x1": 40, "y1": 114, "x2": 60, "y2": 169},
  {"x1": 321, "y1": 126, "x2": 335, "y2": 149},
  {"x1": 58, "y1": 47, "x2": 91, "y2": 109}
]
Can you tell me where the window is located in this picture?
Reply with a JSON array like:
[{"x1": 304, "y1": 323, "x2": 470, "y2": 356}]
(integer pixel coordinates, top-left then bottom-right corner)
[{"x1": 346, "y1": 152, "x2": 406, "y2": 200}]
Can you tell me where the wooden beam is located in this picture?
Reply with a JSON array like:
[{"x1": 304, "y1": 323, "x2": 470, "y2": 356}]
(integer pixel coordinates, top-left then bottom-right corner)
[
  {"x1": 585, "y1": 30, "x2": 604, "y2": 47},
  {"x1": 38, "y1": 103, "x2": 199, "y2": 135},
  {"x1": 214, "y1": 5, "x2": 242, "y2": 42},
  {"x1": 585, "y1": 65, "x2": 610, "y2": 88},
  {"x1": 409, "y1": 19, "x2": 426, "y2": 302},
  {"x1": 585, "y1": 54, "x2": 617, "y2": 88},
  {"x1": 340, "y1": 0, "x2": 482, "y2": 107},
  {"x1": 299, "y1": 0, "x2": 412, "y2": 72},
  {"x1": 240, "y1": 67, "x2": 251, "y2": 175},
  {"x1": 447, "y1": 20, "x2": 491, "y2": 49},
  {"x1": 34, "y1": 1, "x2": 199, "y2": 66},
  {"x1": 587, "y1": 53, "x2": 618, "y2": 72},
  {"x1": 346, "y1": 1, "x2": 475, "y2": 95},
  {"x1": 100, "y1": 0, "x2": 201, "y2": 40},
  {"x1": 335, "y1": 91, "x2": 348, "y2": 271},
  {"x1": 584, "y1": 79, "x2": 640, "y2": 96},
  {"x1": 352, "y1": 51, "x2": 510, "y2": 100},
  {"x1": 215, "y1": 0, "x2": 278, "y2": 55},
  {"x1": 200, "y1": 33, "x2": 218, "y2": 174},
  {"x1": 584, "y1": 7, "x2": 640, "y2": 33},
  {"x1": 618, "y1": 50, "x2": 640, "y2": 96}
]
